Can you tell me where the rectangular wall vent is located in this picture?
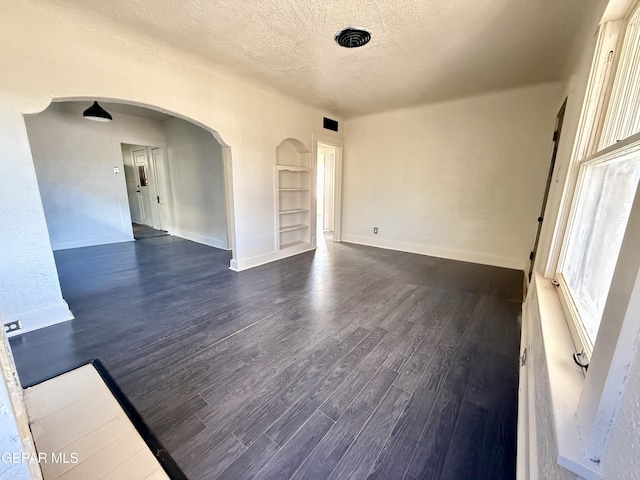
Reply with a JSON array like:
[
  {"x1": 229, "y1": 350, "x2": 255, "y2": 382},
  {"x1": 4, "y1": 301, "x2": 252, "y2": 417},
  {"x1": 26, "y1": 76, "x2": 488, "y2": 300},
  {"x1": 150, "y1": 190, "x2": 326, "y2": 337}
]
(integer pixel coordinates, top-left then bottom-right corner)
[{"x1": 323, "y1": 117, "x2": 339, "y2": 132}]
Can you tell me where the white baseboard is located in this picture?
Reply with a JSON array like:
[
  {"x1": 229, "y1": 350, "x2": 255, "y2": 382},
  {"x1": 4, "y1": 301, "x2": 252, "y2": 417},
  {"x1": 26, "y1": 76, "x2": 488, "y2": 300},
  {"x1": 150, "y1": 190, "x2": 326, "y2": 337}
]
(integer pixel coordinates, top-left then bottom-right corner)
[
  {"x1": 230, "y1": 243, "x2": 314, "y2": 272},
  {"x1": 52, "y1": 235, "x2": 133, "y2": 251},
  {"x1": 341, "y1": 234, "x2": 524, "y2": 270},
  {"x1": 5, "y1": 302, "x2": 74, "y2": 337},
  {"x1": 172, "y1": 229, "x2": 230, "y2": 251}
]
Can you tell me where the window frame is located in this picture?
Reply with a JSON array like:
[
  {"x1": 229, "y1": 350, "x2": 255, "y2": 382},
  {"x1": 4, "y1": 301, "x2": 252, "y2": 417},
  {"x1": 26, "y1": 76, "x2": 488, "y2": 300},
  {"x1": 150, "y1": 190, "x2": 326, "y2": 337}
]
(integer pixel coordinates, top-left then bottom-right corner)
[
  {"x1": 544, "y1": 18, "x2": 624, "y2": 280},
  {"x1": 551, "y1": 2, "x2": 640, "y2": 362},
  {"x1": 555, "y1": 135, "x2": 640, "y2": 361},
  {"x1": 599, "y1": 4, "x2": 640, "y2": 150}
]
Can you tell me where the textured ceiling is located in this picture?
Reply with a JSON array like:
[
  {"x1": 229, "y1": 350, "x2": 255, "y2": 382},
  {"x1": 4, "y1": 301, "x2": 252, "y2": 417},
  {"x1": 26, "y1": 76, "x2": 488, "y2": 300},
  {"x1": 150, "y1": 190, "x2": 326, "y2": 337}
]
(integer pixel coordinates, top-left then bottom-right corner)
[{"x1": 55, "y1": 0, "x2": 588, "y2": 118}]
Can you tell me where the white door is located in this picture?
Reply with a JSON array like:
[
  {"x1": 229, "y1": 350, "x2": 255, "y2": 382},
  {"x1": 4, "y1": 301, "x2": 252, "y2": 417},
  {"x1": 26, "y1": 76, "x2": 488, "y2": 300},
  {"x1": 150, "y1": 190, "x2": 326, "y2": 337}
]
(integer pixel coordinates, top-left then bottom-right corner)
[
  {"x1": 133, "y1": 149, "x2": 154, "y2": 227},
  {"x1": 151, "y1": 148, "x2": 170, "y2": 231},
  {"x1": 123, "y1": 147, "x2": 143, "y2": 224},
  {"x1": 323, "y1": 153, "x2": 335, "y2": 232}
]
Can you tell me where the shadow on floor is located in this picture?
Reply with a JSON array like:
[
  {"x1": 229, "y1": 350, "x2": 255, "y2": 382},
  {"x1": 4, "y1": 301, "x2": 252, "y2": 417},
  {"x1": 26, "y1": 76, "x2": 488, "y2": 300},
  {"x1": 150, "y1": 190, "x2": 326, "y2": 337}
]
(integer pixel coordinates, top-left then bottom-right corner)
[{"x1": 133, "y1": 223, "x2": 169, "y2": 240}]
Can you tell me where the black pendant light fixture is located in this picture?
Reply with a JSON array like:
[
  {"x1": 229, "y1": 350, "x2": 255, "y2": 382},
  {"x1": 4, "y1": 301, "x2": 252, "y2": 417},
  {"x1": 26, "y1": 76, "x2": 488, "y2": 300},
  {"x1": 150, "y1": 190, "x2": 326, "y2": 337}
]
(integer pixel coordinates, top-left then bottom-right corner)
[{"x1": 83, "y1": 101, "x2": 113, "y2": 122}]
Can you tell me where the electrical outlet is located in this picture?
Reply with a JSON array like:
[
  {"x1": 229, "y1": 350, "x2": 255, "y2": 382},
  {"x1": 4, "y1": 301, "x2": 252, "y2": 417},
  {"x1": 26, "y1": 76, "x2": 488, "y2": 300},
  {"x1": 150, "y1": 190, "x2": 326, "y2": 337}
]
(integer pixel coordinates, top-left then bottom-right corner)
[
  {"x1": 4, "y1": 321, "x2": 21, "y2": 333},
  {"x1": 373, "y1": 227, "x2": 378, "y2": 234}
]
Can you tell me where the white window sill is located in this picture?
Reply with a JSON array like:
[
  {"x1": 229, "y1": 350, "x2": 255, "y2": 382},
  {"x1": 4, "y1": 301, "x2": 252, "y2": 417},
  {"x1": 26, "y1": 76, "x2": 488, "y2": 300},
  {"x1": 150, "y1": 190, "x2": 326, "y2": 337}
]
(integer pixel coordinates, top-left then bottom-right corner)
[{"x1": 534, "y1": 272, "x2": 602, "y2": 480}]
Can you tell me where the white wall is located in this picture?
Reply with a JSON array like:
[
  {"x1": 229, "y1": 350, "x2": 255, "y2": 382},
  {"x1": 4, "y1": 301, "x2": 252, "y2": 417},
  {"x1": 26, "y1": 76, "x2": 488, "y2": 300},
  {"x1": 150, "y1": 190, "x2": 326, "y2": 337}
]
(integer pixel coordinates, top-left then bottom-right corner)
[
  {"x1": 524, "y1": 283, "x2": 576, "y2": 480},
  {"x1": 24, "y1": 102, "x2": 167, "y2": 250},
  {"x1": 601, "y1": 334, "x2": 640, "y2": 478},
  {"x1": 164, "y1": 117, "x2": 228, "y2": 250},
  {"x1": 342, "y1": 83, "x2": 562, "y2": 270},
  {"x1": 0, "y1": 370, "x2": 33, "y2": 480},
  {"x1": 0, "y1": 0, "x2": 342, "y2": 334},
  {"x1": 0, "y1": 329, "x2": 40, "y2": 480}
]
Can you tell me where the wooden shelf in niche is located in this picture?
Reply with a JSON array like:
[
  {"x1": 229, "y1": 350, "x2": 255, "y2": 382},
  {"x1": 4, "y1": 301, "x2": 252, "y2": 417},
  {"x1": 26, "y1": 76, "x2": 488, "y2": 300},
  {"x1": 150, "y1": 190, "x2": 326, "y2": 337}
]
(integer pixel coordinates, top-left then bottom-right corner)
[
  {"x1": 279, "y1": 224, "x2": 309, "y2": 232},
  {"x1": 279, "y1": 208, "x2": 310, "y2": 214},
  {"x1": 275, "y1": 139, "x2": 312, "y2": 250}
]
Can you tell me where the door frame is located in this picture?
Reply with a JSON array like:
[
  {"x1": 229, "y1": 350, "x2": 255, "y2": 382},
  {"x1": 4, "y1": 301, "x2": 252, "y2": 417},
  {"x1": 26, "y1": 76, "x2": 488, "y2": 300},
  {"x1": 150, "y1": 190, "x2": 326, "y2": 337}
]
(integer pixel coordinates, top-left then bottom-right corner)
[
  {"x1": 122, "y1": 144, "x2": 144, "y2": 225},
  {"x1": 311, "y1": 134, "x2": 344, "y2": 246},
  {"x1": 321, "y1": 151, "x2": 335, "y2": 232},
  {"x1": 527, "y1": 98, "x2": 567, "y2": 281},
  {"x1": 111, "y1": 135, "x2": 173, "y2": 236},
  {"x1": 131, "y1": 147, "x2": 155, "y2": 227},
  {"x1": 221, "y1": 145, "x2": 235, "y2": 254}
]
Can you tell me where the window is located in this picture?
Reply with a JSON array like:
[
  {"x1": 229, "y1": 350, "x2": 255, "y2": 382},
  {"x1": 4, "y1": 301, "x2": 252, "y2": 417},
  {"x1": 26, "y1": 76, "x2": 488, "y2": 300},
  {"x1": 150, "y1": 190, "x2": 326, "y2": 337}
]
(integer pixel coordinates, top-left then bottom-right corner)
[
  {"x1": 558, "y1": 144, "x2": 640, "y2": 355},
  {"x1": 528, "y1": 2, "x2": 640, "y2": 474},
  {"x1": 599, "y1": 5, "x2": 640, "y2": 150},
  {"x1": 556, "y1": 1, "x2": 640, "y2": 360}
]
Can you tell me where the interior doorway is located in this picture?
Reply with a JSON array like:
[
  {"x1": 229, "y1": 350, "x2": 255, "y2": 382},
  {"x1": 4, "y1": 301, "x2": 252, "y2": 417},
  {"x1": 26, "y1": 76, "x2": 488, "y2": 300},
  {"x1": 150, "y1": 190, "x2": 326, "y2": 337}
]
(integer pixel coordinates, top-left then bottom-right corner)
[
  {"x1": 121, "y1": 143, "x2": 170, "y2": 239},
  {"x1": 316, "y1": 143, "x2": 336, "y2": 243},
  {"x1": 312, "y1": 134, "x2": 344, "y2": 248},
  {"x1": 25, "y1": 99, "x2": 237, "y2": 270}
]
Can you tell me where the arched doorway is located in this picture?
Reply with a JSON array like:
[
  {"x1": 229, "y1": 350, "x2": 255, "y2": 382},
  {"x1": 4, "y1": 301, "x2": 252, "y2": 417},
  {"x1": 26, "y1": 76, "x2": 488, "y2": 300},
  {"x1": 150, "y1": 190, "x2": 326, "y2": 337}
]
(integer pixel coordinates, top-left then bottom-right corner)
[{"x1": 24, "y1": 99, "x2": 236, "y2": 265}]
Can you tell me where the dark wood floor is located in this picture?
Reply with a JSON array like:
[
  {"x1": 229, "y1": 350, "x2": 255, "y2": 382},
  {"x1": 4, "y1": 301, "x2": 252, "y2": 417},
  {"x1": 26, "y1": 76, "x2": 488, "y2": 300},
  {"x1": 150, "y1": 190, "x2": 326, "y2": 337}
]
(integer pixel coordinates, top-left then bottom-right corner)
[{"x1": 10, "y1": 236, "x2": 522, "y2": 480}]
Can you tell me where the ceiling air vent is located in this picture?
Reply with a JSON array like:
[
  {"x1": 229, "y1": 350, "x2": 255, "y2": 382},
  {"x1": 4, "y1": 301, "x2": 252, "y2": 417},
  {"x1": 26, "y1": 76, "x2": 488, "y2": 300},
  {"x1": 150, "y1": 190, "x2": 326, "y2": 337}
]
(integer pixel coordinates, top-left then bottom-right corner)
[
  {"x1": 334, "y1": 27, "x2": 371, "y2": 48},
  {"x1": 323, "y1": 117, "x2": 339, "y2": 132}
]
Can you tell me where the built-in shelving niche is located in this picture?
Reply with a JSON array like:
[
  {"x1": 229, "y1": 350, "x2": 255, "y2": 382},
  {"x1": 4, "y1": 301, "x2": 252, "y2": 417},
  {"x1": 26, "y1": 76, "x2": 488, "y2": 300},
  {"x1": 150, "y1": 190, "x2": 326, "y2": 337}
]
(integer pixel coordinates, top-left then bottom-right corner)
[{"x1": 276, "y1": 139, "x2": 311, "y2": 250}]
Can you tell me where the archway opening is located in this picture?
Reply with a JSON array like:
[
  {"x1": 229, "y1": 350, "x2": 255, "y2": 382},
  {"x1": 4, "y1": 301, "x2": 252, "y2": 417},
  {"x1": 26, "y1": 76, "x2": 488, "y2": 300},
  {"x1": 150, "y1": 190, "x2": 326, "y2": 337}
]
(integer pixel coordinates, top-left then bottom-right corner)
[{"x1": 23, "y1": 99, "x2": 236, "y2": 261}]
